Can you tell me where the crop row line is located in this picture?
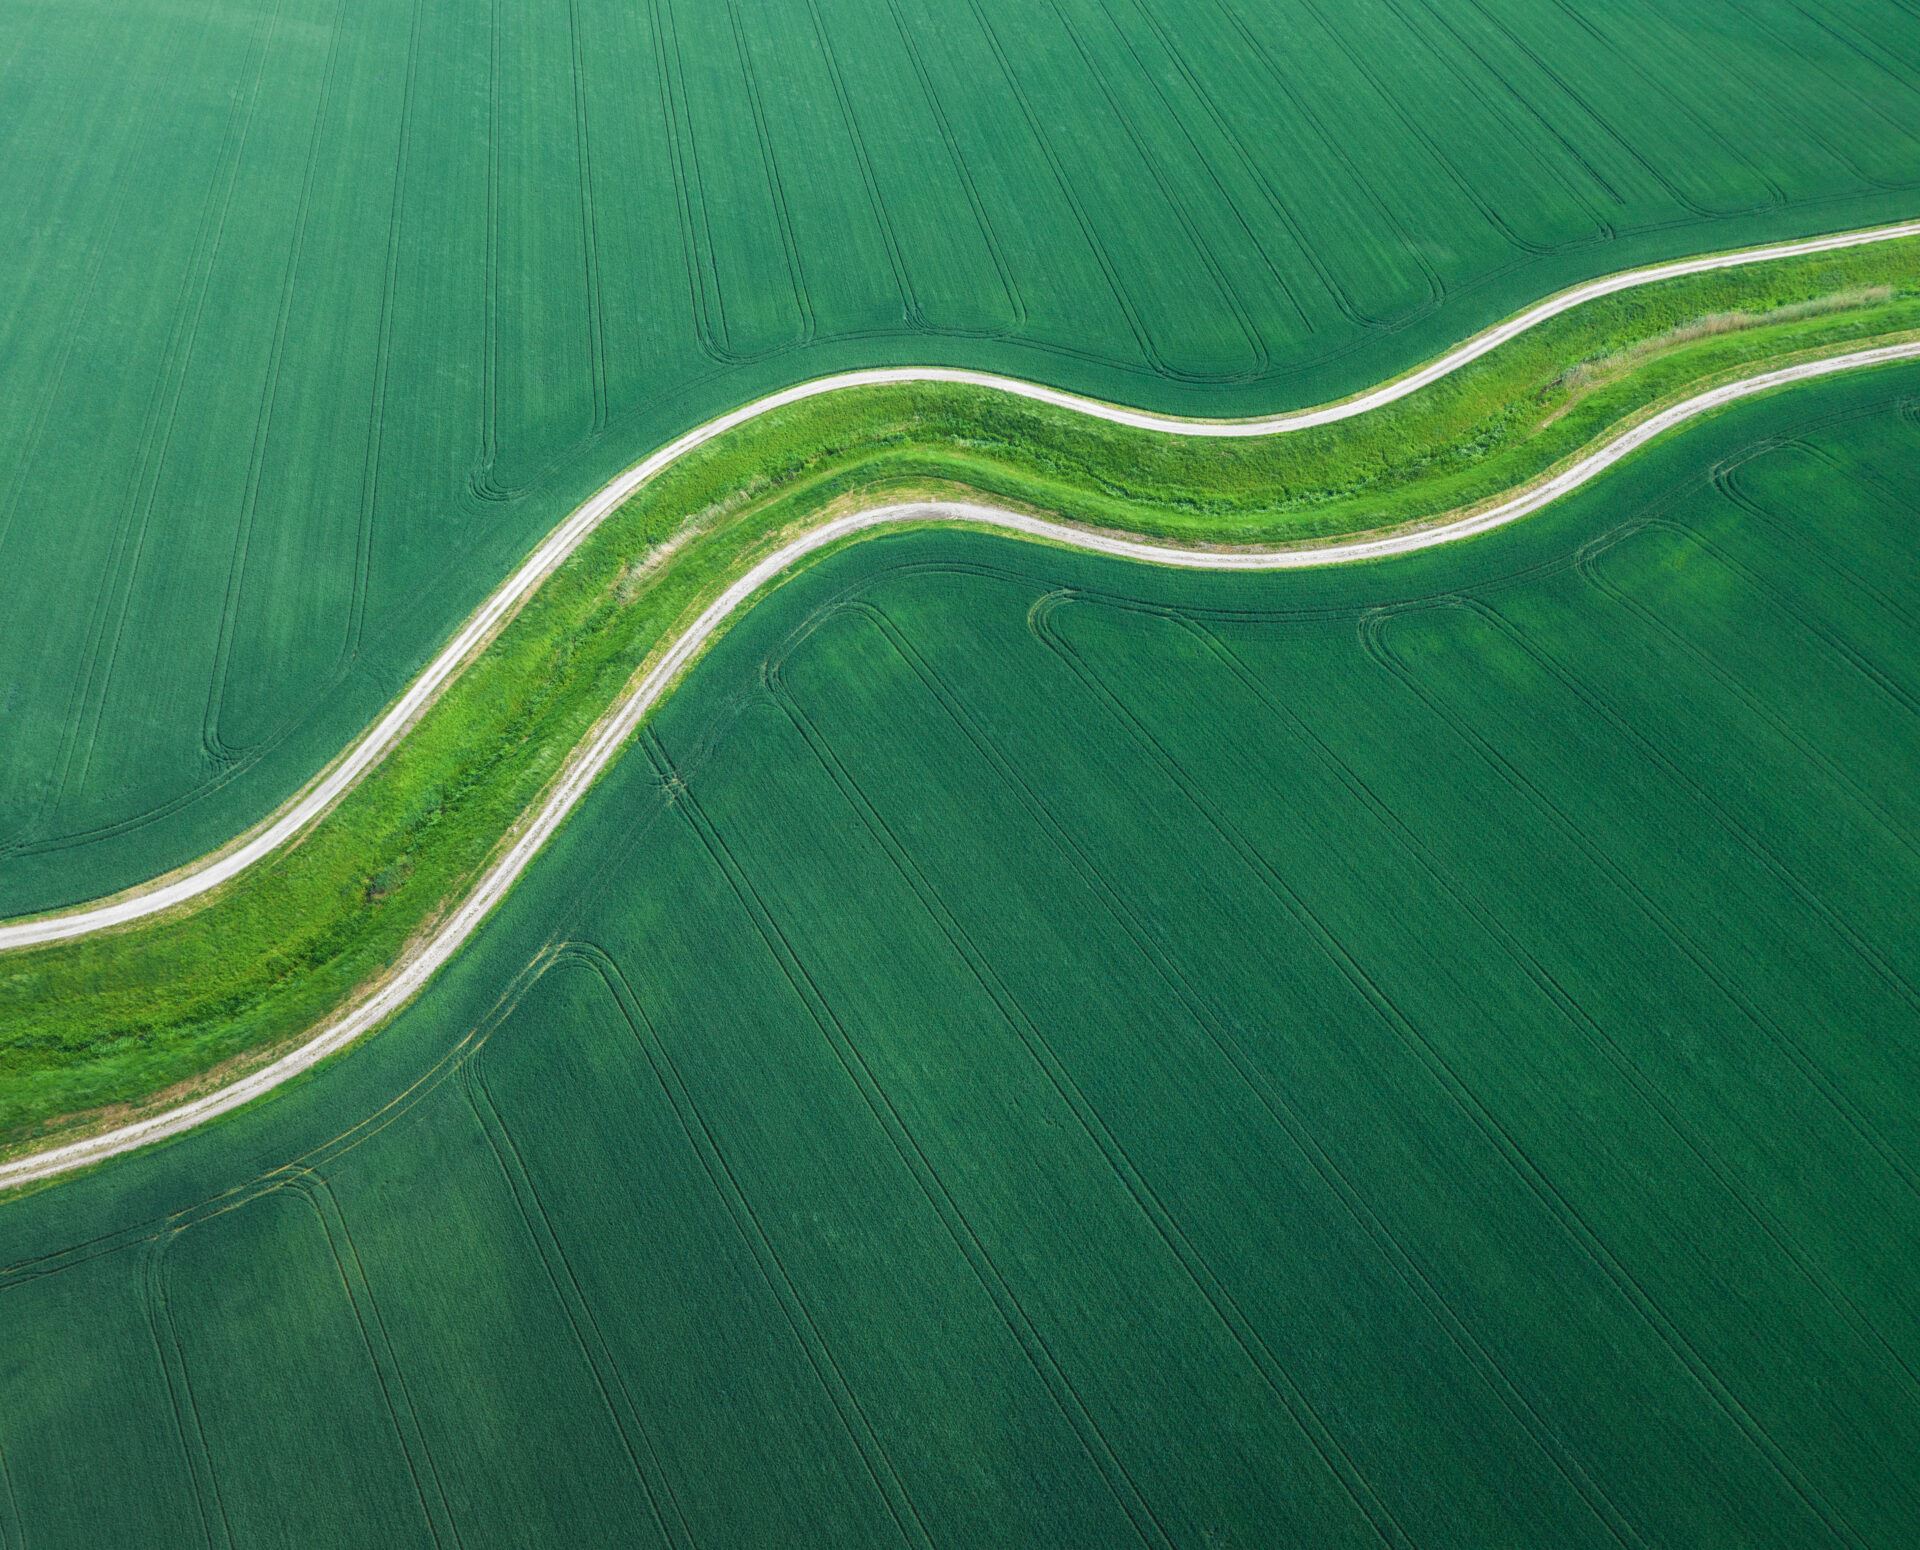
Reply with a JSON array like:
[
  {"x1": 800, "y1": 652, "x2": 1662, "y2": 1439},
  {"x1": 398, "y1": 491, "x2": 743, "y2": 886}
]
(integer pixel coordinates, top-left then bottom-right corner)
[
  {"x1": 143, "y1": 1230, "x2": 234, "y2": 1550},
  {"x1": 340, "y1": 0, "x2": 428, "y2": 673},
  {"x1": 1738, "y1": 0, "x2": 1920, "y2": 161},
  {"x1": 565, "y1": 0, "x2": 610, "y2": 434},
  {"x1": 1658, "y1": 512, "x2": 1920, "y2": 720},
  {"x1": 798, "y1": 0, "x2": 918, "y2": 329},
  {"x1": 201, "y1": 0, "x2": 354, "y2": 769},
  {"x1": 1773, "y1": 416, "x2": 1920, "y2": 522},
  {"x1": 47, "y1": 0, "x2": 286, "y2": 829},
  {"x1": 655, "y1": 734, "x2": 1184, "y2": 1550},
  {"x1": 1715, "y1": 450, "x2": 1919, "y2": 630},
  {"x1": 1049, "y1": 597, "x2": 1867, "y2": 1549},
  {"x1": 769, "y1": 646, "x2": 1416, "y2": 1547},
  {"x1": 284, "y1": 1173, "x2": 463, "y2": 1549},
  {"x1": 1400, "y1": 0, "x2": 1622, "y2": 212},
  {"x1": 1299, "y1": 0, "x2": 1556, "y2": 258},
  {"x1": 0, "y1": 1428, "x2": 21, "y2": 1550},
  {"x1": 462, "y1": 1059, "x2": 698, "y2": 1549},
  {"x1": 1181, "y1": 605, "x2": 1918, "y2": 1524},
  {"x1": 1093, "y1": 0, "x2": 1314, "y2": 337},
  {"x1": 0, "y1": 14, "x2": 200, "y2": 864},
  {"x1": 799, "y1": 594, "x2": 1642, "y2": 1545},
  {"x1": 1553, "y1": 0, "x2": 1787, "y2": 213},
  {"x1": 1033, "y1": 593, "x2": 1757, "y2": 1532},
  {"x1": 1359, "y1": 598, "x2": 1920, "y2": 1217},
  {"x1": 1046, "y1": 0, "x2": 1271, "y2": 376},
  {"x1": 1203, "y1": 0, "x2": 1443, "y2": 328},
  {"x1": 1816, "y1": 0, "x2": 1920, "y2": 92},
  {"x1": 954, "y1": 0, "x2": 1167, "y2": 377},
  {"x1": 1575, "y1": 527, "x2": 1920, "y2": 866},
  {"x1": 652, "y1": 0, "x2": 810, "y2": 365},
  {"x1": 1475, "y1": 588, "x2": 1920, "y2": 1013},
  {"x1": 571, "y1": 941, "x2": 937, "y2": 1550},
  {"x1": 904, "y1": 580, "x2": 1655, "y2": 1543},
  {"x1": 0, "y1": 12, "x2": 186, "y2": 579},
  {"x1": 1314, "y1": 597, "x2": 1920, "y2": 1393},
  {"x1": 878, "y1": 0, "x2": 1028, "y2": 337},
  {"x1": 1458, "y1": 0, "x2": 1726, "y2": 223}
]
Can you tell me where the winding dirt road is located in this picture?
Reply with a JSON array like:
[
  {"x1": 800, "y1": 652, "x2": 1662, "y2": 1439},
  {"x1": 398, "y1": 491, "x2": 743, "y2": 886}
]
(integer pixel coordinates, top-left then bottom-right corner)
[
  {"x1": 3, "y1": 243, "x2": 1918, "y2": 1189},
  {"x1": 6, "y1": 218, "x2": 1915, "y2": 957}
]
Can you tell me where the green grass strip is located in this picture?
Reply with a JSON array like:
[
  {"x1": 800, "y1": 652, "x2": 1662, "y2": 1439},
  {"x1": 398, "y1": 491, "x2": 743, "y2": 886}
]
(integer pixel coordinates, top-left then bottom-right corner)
[{"x1": 3, "y1": 236, "x2": 1917, "y2": 1154}]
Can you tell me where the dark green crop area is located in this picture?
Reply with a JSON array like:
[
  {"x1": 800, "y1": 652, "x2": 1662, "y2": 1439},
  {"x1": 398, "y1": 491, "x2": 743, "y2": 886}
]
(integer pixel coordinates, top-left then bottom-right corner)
[
  {"x1": 5, "y1": 0, "x2": 1920, "y2": 915},
  {"x1": 4, "y1": 370, "x2": 1917, "y2": 1547}
]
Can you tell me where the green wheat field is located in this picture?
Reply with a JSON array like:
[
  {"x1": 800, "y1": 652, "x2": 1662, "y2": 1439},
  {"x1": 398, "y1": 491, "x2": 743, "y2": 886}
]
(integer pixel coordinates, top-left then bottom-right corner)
[{"x1": 3, "y1": 0, "x2": 1920, "y2": 1545}]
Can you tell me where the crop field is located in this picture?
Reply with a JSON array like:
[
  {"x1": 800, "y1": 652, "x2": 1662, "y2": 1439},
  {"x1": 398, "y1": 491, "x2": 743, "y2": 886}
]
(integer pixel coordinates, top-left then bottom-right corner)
[
  {"x1": 2, "y1": 369, "x2": 1916, "y2": 1546},
  {"x1": 3, "y1": 0, "x2": 1920, "y2": 917}
]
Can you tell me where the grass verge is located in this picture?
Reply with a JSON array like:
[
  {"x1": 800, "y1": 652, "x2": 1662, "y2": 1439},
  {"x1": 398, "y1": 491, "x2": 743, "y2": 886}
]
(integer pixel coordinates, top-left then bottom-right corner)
[{"x1": 3, "y1": 235, "x2": 1917, "y2": 1156}]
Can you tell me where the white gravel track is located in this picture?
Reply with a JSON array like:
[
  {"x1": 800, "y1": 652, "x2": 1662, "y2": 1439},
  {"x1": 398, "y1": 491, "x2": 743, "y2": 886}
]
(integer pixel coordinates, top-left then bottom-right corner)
[
  {"x1": 5, "y1": 218, "x2": 1914, "y2": 955},
  {"x1": 3, "y1": 231, "x2": 1918, "y2": 1188}
]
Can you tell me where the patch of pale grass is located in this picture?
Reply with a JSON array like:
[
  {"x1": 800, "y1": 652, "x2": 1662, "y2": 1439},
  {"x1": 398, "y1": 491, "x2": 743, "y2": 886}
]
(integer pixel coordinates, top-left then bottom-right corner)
[
  {"x1": 1552, "y1": 285, "x2": 1895, "y2": 396},
  {"x1": 612, "y1": 476, "x2": 778, "y2": 603}
]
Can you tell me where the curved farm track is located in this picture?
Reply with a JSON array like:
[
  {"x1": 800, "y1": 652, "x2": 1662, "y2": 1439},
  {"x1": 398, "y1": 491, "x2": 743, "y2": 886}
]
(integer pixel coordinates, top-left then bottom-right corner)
[{"x1": 4, "y1": 224, "x2": 1920, "y2": 1189}]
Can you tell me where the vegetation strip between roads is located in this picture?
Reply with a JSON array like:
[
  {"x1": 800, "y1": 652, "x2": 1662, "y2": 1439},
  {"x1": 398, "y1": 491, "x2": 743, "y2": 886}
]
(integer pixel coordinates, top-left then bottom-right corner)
[
  {"x1": 8, "y1": 218, "x2": 1915, "y2": 953},
  {"x1": 2, "y1": 226, "x2": 1918, "y2": 1190},
  {"x1": 7, "y1": 340, "x2": 1918, "y2": 1192}
]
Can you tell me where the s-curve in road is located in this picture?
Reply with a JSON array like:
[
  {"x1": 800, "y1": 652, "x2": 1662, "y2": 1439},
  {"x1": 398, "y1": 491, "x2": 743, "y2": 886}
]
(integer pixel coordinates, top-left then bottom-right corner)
[
  {"x1": 2, "y1": 216, "x2": 1917, "y2": 957},
  {"x1": 4, "y1": 335, "x2": 1919, "y2": 1192}
]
